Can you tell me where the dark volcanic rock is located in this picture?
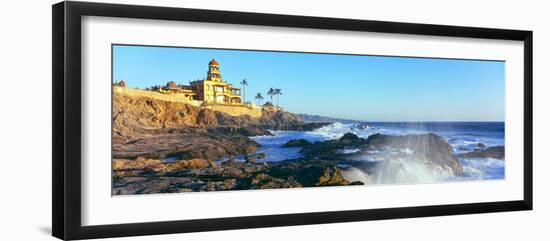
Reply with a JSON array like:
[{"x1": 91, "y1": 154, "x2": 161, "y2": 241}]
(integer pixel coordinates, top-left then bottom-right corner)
[
  {"x1": 112, "y1": 157, "x2": 352, "y2": 194},
  {"x1": 338, "y1": 133, "x2": 360, "y2": 145},
  {"x1": 300, "y1": 132, "x2": 367, "y2": 160},
  {"x1": 340, "y1": 133, "x2": 359, "y2": 140},
  {"x1": 111, "y1": 90, "x2": 343, "y2": 194},
  {"x1": 300, "y1": 132, "x2": 464, "y2": 176},
  {"x1": 283, "y1": 139, "x2": 312, "y2": 148},
  {"x1": 458, "y1": 146, "x2": 505, "y2": 159},
  {"x1": 365, "y1": 133, "x2": 463, "y2": 175}
]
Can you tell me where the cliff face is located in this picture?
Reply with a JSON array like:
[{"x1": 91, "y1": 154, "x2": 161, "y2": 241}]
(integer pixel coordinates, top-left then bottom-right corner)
[
  {"x1": 113, "y1": 94, "x2": 199, "y2": 133},
  {"x1": 112, "y1": 92, "x2": 329, "y2": 160},
  {"x1": 113, "y1": 92, "x2": 326, "y2": 136}
]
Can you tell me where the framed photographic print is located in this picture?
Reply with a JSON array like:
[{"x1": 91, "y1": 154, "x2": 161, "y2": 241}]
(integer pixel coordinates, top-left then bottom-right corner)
[{"x1": 52, "y1": 1, "x2": 533, "y2": 240}]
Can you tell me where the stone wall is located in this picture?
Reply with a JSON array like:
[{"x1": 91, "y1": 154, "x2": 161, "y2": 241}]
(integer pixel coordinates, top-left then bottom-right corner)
[
  {"x1": 114, "y1": 86, "x2": 262, "y2": 118},
  {"x1": 207, "y1": 104, "x2": 262, "y2": 118}
]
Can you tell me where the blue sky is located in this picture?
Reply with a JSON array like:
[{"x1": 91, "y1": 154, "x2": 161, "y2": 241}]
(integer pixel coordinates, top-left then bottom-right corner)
[{"x1": 113, "y1": 45, "x2": 505, "y2": 122}]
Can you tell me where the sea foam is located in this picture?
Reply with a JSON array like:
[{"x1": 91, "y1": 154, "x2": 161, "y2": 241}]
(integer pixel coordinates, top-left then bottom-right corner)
[{"x1": 252, "y1": 121, "x2": 505, "y2": 183}]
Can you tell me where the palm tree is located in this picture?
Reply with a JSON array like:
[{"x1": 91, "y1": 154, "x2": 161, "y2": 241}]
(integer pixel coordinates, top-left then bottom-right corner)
[
  {"x1": 267, "y1": 87, "x2": 275, "y2": 104},
  {"x1": 274, "y1": 88, "x2": 282, "y2": 107},
  {"x1": 240, "y1": 79, "x2": 248, "y2": 103},
  {"x1": 255, "y1": 93, "x2": 264, "y2": 105}
]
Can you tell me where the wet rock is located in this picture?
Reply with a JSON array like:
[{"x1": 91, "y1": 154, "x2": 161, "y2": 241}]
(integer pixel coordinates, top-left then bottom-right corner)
[
  {"x1": 340, "y1": 133, "x2": 359, "y2": 140},
  {"x1": 365, "y1": 133, "x2": 464, "y2": 175},
  {"x1": 282, "y1": 139, "x2": 312, "y2": 148},
  {"x1": 458, "y1": 146, "x2": 505, "y2": 159},
  {"x1": 477, "y1": 143, "x2": 487, "y2": 148},
  {"x1": 299, "y1": 132, "x2": 367, "y2": 160},
  {"x1": 338, "y1": 133, "x2": 360, "y2": 145}
]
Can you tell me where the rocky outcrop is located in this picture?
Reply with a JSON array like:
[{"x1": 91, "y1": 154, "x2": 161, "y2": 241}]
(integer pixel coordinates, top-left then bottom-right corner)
[
  {"x1": 113, "y1": 92, "x2": 330, "y2": 136},
  {"x1": 112, "y1": 127, "x2": 260, "y2": 160},
  {"x1": 113, "y1": 157, "x2": 214, "y2": 173},
  {"x1": 290, "y1": 132, "x2": 463, "y2": 175},
  {"x1": 259, "y1": 109, "x2": 330, "y2": 131},
  {"x1": 458, "y1": 146, "x2": 505, "y2": 159},
  {"x1": 196, "y1": 109, "x2": 218, "y2": 126},
  {"x1": 112, "y1": 92, "x2": 330, "y2": 162},
  {"x1": 111, "y1": 91, "x2": 342, "y2": 194},
  {"x1": 113, "y1": 94, "x2": 200, "y2": 134},
  {"x1": 282, "y1": 139, "x2": 312, "y2": 148},
  {"x1": 112, "y1": 158, "x2": 354, "y2": 194},
  {"x1": 299, "y1": 133, "x2": 367, "y2": 160},
  {"x1": 364, "y1": 133, "x2": 463, "y2": 175},
  {"x1": 315, "y1": 167, "x2": 350, "y2": 186}
]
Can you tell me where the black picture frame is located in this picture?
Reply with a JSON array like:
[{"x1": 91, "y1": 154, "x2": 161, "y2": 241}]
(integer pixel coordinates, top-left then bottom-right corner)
[{"x1": 52, "y1": 1, "x2": 533, "y2": 240}]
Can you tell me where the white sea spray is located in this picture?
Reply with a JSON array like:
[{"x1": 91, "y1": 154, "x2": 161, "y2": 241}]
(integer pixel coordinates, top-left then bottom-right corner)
[{"x1": 252, "y1": 122, "x2": 505, "y2": 182}]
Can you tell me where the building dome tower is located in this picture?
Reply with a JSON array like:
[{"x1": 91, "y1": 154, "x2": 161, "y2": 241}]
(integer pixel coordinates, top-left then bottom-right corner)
[{"x1": 207, "y1": 59, "x2": 222, "y2": 82}]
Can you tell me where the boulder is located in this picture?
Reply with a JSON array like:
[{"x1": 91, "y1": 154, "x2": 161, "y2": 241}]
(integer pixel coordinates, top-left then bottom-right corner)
[
  {"x1": 340, "y1": 132, "x2": 359, "y2": 140},
  {"x1": 282, "y1": 139, "x2": 312, "y2": 148},
  {"x1": 299, "y1": 132, "x2": 367, "y2": 160},
  {"x1": 365, "y1": 133, "x2": 463, "y2": 175}
]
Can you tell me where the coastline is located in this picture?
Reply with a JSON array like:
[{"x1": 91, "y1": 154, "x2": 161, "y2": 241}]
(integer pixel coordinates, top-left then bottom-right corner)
[{"x1": 111, "y1": 87, "x2": 505, "y2": 195}]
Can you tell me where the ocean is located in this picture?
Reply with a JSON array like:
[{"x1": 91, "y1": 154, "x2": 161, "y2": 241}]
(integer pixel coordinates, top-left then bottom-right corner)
[{"x1": 250, "y1": 122, "x2": 505, "y2": 184}]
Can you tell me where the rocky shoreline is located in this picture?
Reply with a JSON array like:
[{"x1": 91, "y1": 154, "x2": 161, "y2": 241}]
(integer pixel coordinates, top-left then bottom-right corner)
[
  {"x1": 112, "y1": 94, "x2": 329, "y2": 160},
  {"x1": 113, "y1": 130, "x2": 505, "y2": 194},
  {"x1": 112, "y1": 93, "x2": 505, "y2": 194}
]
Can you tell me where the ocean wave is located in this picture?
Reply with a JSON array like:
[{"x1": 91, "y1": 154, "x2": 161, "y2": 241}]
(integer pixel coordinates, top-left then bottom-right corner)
[
  {"x1": 457, "y1": 158, "x2": 505, "y2": 180},
  {"x1": 341, "y1": 158, "x2": 454, "y2": 185},
  {"x1": 308, "y1": 122, "x2": 402, "y2": 140},
  {"x1": 251, "y1": 121, "x2": 505, "y2": 182}
]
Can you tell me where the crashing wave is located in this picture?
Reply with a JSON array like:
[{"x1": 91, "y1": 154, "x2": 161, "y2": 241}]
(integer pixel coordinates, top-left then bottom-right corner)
[{"x1": 342, "y1": 159, "x2": 454, "y2": 185}]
